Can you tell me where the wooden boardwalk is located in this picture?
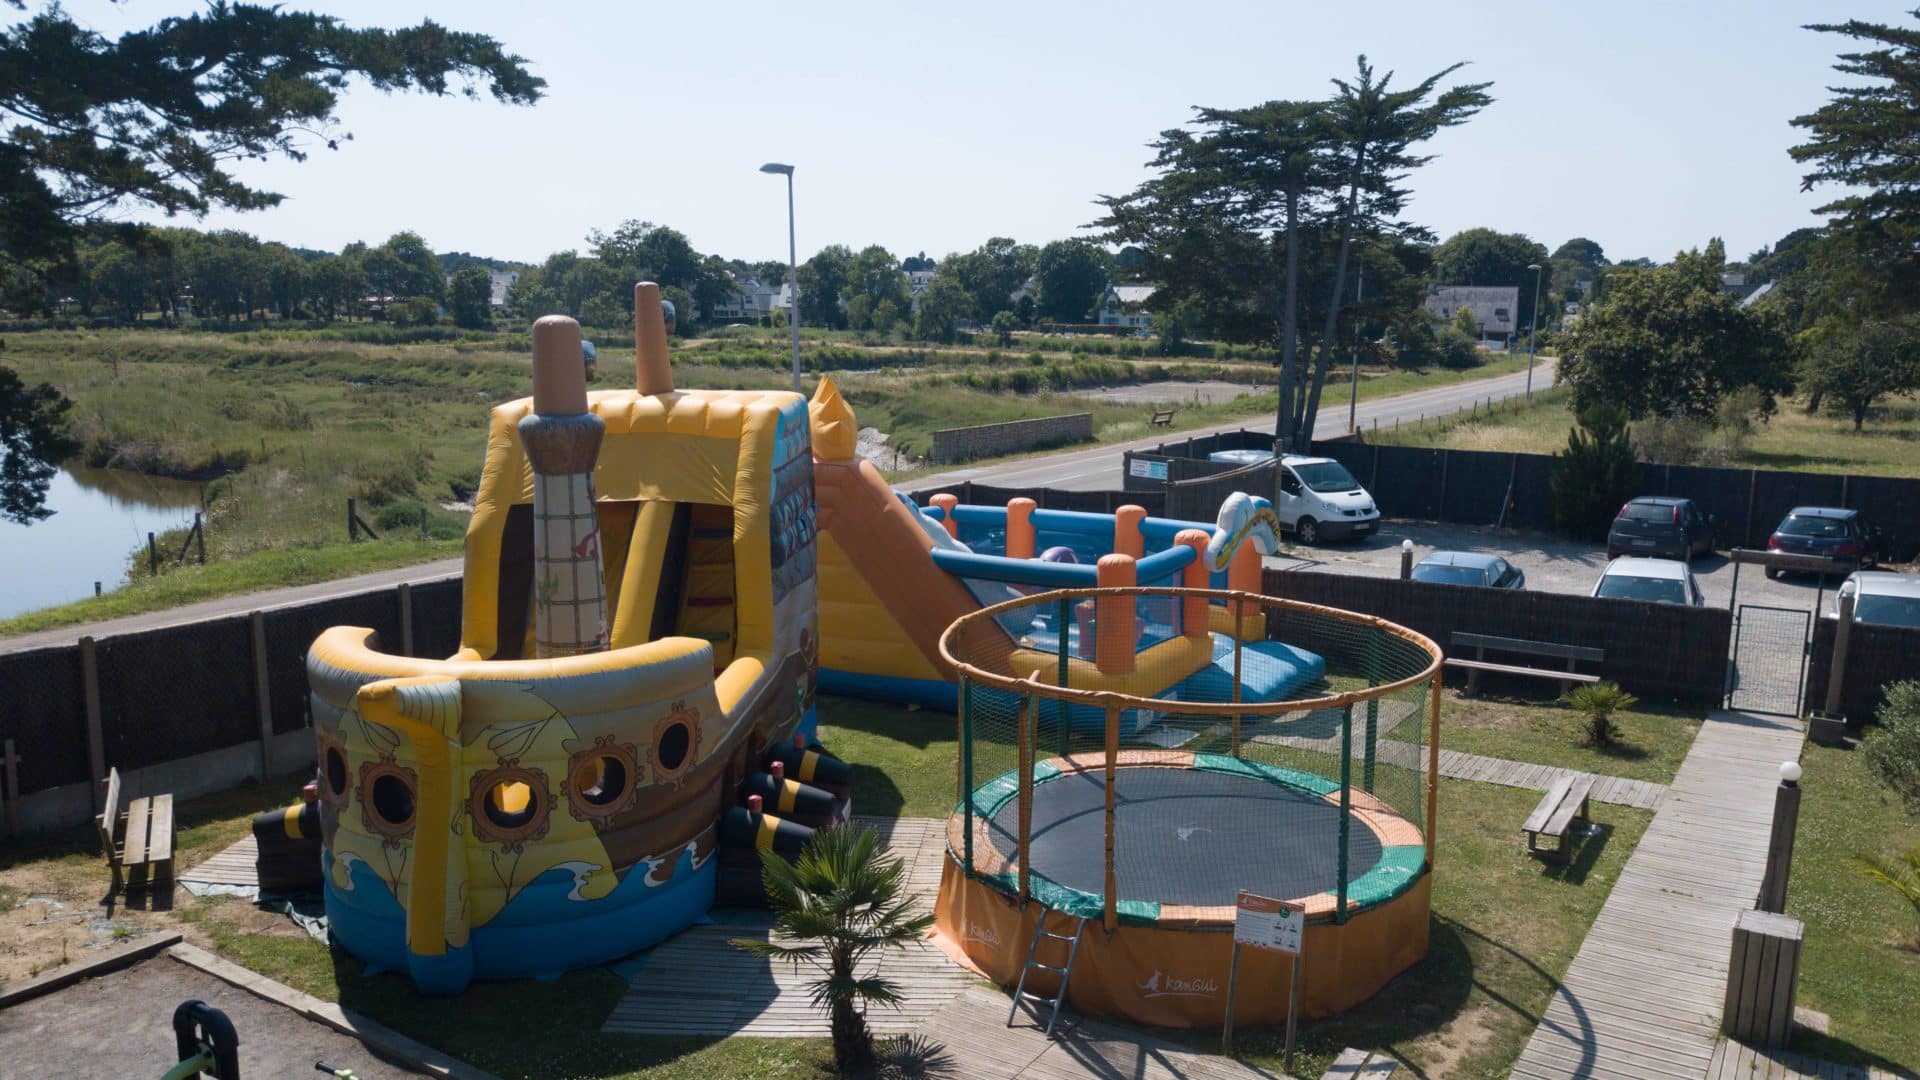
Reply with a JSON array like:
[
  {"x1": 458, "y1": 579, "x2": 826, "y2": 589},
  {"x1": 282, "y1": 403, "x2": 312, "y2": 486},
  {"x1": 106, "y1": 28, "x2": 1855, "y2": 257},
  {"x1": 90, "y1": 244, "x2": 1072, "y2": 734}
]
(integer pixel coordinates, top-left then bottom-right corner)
[
  {"x1": 1706, "y1": 1038, "x2": 1905, "y2": 1080},
  {"x1": 601, "y1": 816, "x2": 976, "y2": 1038},
  {"x1": 1511, "y1": 710, "x2": 1806, "y2": 1079},
  {"x1": 909, "y1": 988, "x2": 1286, "y2": 1079}
]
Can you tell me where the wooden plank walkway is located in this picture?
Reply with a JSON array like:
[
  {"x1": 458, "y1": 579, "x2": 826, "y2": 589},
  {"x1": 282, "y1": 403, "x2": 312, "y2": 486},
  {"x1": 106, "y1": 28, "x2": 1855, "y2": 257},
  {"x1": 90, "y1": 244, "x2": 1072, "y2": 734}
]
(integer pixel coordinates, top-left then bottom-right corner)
[
  {"x1": 179, "y1": 833, "x2": 259, "y2": 888},
  {"x1": 907, "y1": 987, "x2": 1286, "y2": 1079},
  {"x1": 601, "y1": 816, "x2": 974, "y2": 1038},
  {"x1": 1511, "y1": 710, "x2": 1806, "y2": 1080},
  {"x1": 1706, "y1": 1038, "x2": 1905, "y2": 1080}
]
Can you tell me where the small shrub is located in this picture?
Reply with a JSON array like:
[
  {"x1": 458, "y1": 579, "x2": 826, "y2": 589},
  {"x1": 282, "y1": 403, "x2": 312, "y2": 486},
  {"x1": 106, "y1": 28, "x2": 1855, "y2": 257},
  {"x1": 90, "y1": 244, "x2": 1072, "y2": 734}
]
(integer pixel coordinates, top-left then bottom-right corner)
[
  {"x1": 373, "y1": 499, "x2": 427, "y2": 534},
  {"x1": 1562, "y1": 680, "x2": 1637, "y2": 747},
  {"x1": 1863, "y1": 680, "x2": 1920, "y2": 810}
]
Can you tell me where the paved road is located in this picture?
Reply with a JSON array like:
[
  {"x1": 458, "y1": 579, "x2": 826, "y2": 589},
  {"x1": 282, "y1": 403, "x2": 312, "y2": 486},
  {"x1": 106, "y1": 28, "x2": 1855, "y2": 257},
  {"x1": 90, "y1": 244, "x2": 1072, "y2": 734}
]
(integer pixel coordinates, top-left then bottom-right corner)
[
  {"x1": 909, "y1": 358, "x2": 1556, "y2": 492},
  {"x1": 0, "y1": 360, "x2": 1550, "y2": 653}
]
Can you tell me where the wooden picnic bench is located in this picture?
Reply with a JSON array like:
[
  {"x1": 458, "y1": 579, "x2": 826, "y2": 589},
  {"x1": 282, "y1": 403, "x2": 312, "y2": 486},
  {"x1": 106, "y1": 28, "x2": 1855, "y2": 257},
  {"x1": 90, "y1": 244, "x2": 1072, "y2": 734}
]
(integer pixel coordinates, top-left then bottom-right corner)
[
  {"x1": 1149, "y1": 407, "x2": 1176, "y2": 427},
  {"x1": 1323, "y1": 1046, "x2": 1399, "y2": 1078},
  {"x1": 97, "y1": 767, "x2": 174, "y2": 895},
  {"x1": 1522, "y1": 772, "x2": 1595, "y2": 862},
  {"x1": 1446, "y1": 632, "x2": 1604, "y2": 696}
]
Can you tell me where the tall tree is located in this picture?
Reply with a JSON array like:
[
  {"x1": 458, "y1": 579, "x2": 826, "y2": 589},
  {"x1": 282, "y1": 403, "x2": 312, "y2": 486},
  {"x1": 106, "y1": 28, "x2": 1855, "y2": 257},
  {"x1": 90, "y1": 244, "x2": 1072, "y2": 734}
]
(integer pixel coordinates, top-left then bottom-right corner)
[
  {"x1": 797, "y1": 244, "x2": 853, "y2": 329},
  {"x1": 1032, "y1": 239, "x2": 1114, "y2": 324},
  {"x1": 1800, "y1": 318, "x2": 1920, "y2": 430},
  {"x1": 937, "y1": 237, "x2": 1036, "y2": 323},
  {"x1": 380, "y1": 231, "x2": 445, "y2": 300},
  {"x1": 0, "y1": 365, "x2": 74, "y2": 525},
  {"x1": 1556, "y1": 243, "x2": 1796, "y2": 420},
  {"x1": 0, "y1": 3, "x2": 542, "y2": 265},
  {"x1": 842, "y1": 244, "x2": 909, "y2": 331},
  {"x1": 448, "y1": 265, "x2": 494, "y2": 328},
  {"x1": 1790, "y1": 13, "x2": 1920, "y2": 317}
]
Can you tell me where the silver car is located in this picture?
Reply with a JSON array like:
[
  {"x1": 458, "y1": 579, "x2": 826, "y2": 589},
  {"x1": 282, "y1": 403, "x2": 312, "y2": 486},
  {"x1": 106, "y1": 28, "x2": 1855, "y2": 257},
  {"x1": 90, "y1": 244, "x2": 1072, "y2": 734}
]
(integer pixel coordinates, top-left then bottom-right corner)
[{"x1": 1832, "y1": 571, "x2": 1920, "y2": 628}]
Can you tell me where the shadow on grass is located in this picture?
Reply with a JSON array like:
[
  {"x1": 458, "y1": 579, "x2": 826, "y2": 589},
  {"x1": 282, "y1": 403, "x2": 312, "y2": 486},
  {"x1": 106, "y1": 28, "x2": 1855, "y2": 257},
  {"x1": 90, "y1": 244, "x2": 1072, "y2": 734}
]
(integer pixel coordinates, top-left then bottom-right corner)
[
  {"x1": 1786, "y1": 1026, "x2": 1916, "y2": 1076},
  {"x1": 1540, "y1": 822, "x2": 1616, "y2": 887}
]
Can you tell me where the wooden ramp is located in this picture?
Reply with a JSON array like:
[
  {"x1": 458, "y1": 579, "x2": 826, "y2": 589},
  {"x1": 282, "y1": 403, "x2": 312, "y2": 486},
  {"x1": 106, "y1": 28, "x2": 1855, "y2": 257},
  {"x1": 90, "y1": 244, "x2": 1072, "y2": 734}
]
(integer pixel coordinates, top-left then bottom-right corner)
[
  {"x1": 178, "y1": 833, "x2": 259, "y2": 889},
  {"x1": 602, "y1": 816, "x2": 973, "y2": 1038},
  {"x1": 911, "y1": 988, "x2": 1287, "y2": 1079},
  {"x1": 1511, "y1": 710, "x2": 1805, "y2": 1079}
]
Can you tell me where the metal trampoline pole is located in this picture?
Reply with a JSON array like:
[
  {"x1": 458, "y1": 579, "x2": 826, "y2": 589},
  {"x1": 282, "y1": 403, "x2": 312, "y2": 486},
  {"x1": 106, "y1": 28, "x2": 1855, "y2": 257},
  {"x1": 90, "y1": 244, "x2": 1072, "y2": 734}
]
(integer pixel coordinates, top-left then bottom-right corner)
[
  {"x1": 1231, "y1": 595, "x2": 1245, "y2": 755},
  {"x1": 1103, "y1": 704, "x2": 1119, "y2": 934},
  {"x1": 1056, "y1": 597, "x2": 1070, "y2": 758},
  {"x1": 1017, "y1": 693, "x2": 1033, "y2": 901},
  {"x1": 960, "y1": 674, "x2": 974, "y2": 875},
  {"x1": 1364, "y1": 633, "x2": 1380, "y2": 792},
  {"x1": 1337, "y1": 705, "x2": 1353, "y2": 923},
  {"x1": 1426, "y1": 671, "x2": 1442, "y2": 869}
]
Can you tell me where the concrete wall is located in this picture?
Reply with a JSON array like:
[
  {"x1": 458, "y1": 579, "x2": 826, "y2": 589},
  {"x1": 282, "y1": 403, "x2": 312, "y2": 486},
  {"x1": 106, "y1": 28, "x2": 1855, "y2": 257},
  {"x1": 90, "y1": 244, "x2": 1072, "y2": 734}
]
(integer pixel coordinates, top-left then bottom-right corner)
[{"x1": 930, "y1": 413, "x2": 1093, "y2": 464}]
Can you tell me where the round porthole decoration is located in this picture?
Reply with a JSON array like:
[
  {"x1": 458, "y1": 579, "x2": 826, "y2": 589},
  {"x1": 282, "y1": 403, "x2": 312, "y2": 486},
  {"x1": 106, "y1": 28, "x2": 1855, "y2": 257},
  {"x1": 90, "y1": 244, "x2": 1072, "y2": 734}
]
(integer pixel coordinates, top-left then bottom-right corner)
[
  {"x1": 357, "y1": 755, "x2": 418, "y2": 844},
  {"x1": 466, "y1": 759, "x2": 554, "y2": 852},
  {"x1": 317, "y1": 731, "x2": 352, "y2": 812},
  {"x1": 651, "y1": 701, "x2": 701, "y2": 784},
  {"x1": 564, "y1": 736, "x2": 641, "y2": 824}
]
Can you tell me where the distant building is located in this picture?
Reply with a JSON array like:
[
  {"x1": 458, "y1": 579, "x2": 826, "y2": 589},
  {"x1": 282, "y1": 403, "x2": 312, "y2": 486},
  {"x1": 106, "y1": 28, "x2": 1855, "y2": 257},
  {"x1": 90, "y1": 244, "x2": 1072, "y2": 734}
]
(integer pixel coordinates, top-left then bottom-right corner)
[
  {"x1": 1739, "y1": 281, "x2": 1775, "y2": 310},
  {"x1": 1425, "y1": 285, "x2": 1520, "y2": 343},
  {"x1": 906, "y1": 270, "x2": 935, "y2": 295},
  {"x1": 1097, "y1": 284, "x2": 1156, "y2": 329},
  {"x1": 1721, "y1": 271, "x2": 1762, "y2": 302},
  {"x1": 488, "y1": 269, "x2": 520, "y2": 308}
]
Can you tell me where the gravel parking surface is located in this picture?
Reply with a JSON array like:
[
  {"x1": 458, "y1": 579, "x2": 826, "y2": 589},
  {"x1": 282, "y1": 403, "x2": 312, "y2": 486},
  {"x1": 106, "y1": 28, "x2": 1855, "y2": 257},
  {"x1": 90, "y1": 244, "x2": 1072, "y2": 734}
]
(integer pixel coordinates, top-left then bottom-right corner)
[{"x1": 1265, "y1": 518, "x2": 1844, "y2": 615}]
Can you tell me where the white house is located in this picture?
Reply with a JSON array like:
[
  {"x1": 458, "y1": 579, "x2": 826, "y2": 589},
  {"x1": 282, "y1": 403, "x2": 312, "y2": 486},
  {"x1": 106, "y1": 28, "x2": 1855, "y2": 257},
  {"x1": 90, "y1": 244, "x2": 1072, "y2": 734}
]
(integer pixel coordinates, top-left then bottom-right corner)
[
  {"x1": 1424, "y1": 285, "x2": 1519, "y2": 343},
  {"x1": 1097, "y1": 284, "x2": 1156, "y2": 329},
  {"x1": 488, "y1": 269, "x2": 519, "y2": 308}
]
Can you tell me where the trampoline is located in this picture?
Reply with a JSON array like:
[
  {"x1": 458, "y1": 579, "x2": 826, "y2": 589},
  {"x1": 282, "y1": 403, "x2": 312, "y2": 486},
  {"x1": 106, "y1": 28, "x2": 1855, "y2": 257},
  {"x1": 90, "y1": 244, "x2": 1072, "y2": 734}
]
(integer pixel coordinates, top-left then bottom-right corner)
[
  {"x1": 964, "y1": 753, "x2": 1424, "y2": 926},
  {"x1": 933, "y1": 584, "x2": 1443, "y2": 1028}
]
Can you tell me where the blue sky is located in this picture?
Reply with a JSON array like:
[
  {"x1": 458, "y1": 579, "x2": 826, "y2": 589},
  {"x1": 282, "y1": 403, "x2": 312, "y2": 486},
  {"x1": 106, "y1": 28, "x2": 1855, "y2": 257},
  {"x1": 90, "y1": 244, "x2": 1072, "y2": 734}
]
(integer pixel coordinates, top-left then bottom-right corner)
[{"x1": 75, "y1": 1, "x2": 1908, "y2": 266}]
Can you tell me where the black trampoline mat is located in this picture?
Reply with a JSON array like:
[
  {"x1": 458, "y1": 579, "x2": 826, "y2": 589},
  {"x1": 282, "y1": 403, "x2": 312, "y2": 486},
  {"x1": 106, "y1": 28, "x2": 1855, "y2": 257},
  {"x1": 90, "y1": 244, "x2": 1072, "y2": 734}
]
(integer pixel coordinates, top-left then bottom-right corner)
[{"x1": 985, "y1": 766, "x2": 1385, "y2": 908}]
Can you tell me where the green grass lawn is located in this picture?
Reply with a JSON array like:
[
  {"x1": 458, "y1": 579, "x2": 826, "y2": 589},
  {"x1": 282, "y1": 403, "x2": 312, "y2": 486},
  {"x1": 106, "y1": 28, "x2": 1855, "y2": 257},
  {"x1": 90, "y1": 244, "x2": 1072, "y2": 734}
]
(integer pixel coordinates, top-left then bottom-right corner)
[
  {"x1": 1782, "y1": 738, "x2": 1920, "y2": 1073},
  {"x1": 1372, "y1": 383, "x2": 1920, "y2": 480},
  {"x1": 1436, "y1": 689, "x2": 1703, "y2": 785}
]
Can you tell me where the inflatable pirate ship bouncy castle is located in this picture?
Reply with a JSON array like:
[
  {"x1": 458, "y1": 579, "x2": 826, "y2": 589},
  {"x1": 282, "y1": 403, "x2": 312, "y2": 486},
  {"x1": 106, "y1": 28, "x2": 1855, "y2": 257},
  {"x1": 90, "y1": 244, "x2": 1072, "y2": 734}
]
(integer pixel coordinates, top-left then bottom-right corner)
[{"x1": 305, "y1": 285, "x2": 841, "y2": 993}]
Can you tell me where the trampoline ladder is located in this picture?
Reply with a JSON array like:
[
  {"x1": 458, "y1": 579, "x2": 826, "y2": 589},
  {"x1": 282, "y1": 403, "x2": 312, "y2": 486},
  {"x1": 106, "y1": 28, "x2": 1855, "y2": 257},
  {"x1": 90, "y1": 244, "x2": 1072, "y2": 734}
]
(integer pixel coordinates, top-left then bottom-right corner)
[{"x1": 1008, "y1": 905, "x2": 1086, "y2": 1038}]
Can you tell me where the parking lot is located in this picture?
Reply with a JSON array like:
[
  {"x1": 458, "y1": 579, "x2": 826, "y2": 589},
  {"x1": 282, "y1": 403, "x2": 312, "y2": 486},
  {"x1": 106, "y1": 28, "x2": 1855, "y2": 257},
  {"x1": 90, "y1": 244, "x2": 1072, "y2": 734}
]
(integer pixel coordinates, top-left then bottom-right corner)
[{"x1": 1267, "y1": 518, "x2": 1845, "y2": 616}]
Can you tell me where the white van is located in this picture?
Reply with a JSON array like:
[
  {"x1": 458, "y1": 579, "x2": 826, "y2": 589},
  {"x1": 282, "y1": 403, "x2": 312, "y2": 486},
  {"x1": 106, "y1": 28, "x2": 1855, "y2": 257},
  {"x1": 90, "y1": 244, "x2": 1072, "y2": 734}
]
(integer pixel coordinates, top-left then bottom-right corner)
[{"x1": 1275, "y1": 455, "x2": 1379, "y2": 545}]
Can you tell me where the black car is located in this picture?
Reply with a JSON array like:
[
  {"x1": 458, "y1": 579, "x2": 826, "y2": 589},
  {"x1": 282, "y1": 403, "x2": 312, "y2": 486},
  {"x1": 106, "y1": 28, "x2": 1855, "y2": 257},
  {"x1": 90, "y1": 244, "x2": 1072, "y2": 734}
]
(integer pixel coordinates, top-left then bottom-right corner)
[
  {"x1": 1605, "y1": 496, "x2": 1716, "y2": 562},
  {"x1": 1766, "y1": 507, "x2": 1880, "y2": 579}
]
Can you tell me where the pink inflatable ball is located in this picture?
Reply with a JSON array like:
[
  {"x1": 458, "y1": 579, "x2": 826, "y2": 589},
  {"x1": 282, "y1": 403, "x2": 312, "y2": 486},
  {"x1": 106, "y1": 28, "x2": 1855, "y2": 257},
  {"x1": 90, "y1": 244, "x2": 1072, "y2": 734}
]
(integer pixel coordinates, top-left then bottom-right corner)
[{"x1": 1039, "y1": 546, "x2": 1080, "y2": 564}]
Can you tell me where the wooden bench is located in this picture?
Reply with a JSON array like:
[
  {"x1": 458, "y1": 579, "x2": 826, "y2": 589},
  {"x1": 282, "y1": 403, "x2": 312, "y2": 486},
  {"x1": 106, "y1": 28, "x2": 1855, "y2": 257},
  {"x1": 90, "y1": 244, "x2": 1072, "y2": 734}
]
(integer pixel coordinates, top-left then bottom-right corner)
[
  {"x1": 1323, "y1": 1046, "x2": 1399, "y2": 1078},
  {"x1": 1149, "y1": 408, "x2": 1176, "y2": 427},
  {"x1": 97, "y1": 767, "x2": 174, "y2": 895},
  {"x1": 1522, "y1": 772, "x2": 1595, "y2": 862},
  {"x1": 1446, "y1": 632, "x2": 1604, "y2": 696}
]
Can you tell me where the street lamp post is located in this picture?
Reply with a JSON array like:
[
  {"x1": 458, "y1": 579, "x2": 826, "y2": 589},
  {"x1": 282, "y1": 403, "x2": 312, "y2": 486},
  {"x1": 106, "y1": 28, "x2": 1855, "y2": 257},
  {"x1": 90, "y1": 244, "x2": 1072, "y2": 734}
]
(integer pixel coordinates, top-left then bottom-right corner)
[
  {"x1": 1525, "y1": 262, "x2": 1544, "y2": 398},
  {"x1": 760, "y1": 162, "x2": 801, "y2": 392}
]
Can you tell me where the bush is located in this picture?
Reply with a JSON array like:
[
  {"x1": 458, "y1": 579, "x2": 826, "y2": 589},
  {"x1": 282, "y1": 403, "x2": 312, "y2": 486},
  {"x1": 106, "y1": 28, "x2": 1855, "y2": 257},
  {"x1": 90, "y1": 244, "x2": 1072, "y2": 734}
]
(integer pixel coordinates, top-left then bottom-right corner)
[
  {"x1": 388, "y1": 296, "x2": 440, "y2": 328},
  {"x1": 1550, "y1": 405, "x2": 1636, "y2": 541},
  {"x1": 1435, "y1": 326, "x2": 1483, "y2": 369},
  {"x1": 373, "y1": 499, "x2": 427, "y2": 534},
  {"x1": 1863, "y1": 680, "x2": 1920, "y2": 810},
  {"x1": 1562, "y1": 680, "x2": 1638, "y2": 747}
]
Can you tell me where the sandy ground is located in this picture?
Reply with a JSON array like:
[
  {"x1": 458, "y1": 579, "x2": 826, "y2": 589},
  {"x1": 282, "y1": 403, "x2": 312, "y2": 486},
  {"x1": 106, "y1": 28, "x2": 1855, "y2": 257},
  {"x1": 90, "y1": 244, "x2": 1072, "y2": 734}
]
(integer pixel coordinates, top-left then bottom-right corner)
[
  {"x1": 0, "y1": 955, "x2": 420, "y2": 1077},
  {"x1": 1068, "y1": 380, "x2": 1261, "y2": 407}
]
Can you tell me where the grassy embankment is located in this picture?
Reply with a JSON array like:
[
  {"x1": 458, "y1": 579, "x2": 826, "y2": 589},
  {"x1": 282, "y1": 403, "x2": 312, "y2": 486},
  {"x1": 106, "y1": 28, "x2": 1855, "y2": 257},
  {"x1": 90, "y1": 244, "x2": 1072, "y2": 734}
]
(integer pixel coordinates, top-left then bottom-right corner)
[
  {"x1": 1, "y1": 327, "x2": 1529, "y2": 633},
  {"x1": 1369, "y1": 382, "x2": 1920, "y2": 479}
]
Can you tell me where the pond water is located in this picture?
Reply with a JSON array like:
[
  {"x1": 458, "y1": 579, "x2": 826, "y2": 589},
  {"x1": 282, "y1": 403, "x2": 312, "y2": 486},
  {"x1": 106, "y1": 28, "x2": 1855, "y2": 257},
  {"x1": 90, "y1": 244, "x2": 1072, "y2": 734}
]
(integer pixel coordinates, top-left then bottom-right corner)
[{"x1": 0, "y1": 465, "x2": 204, "y2": 621}]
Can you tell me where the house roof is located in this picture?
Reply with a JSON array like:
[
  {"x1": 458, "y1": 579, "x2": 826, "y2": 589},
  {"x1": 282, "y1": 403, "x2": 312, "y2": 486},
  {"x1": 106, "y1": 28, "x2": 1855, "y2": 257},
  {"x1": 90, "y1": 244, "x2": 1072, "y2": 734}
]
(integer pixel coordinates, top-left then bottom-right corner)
[{"x1": 1106, "y1": 284, "x2": 1157, "y2": 306}]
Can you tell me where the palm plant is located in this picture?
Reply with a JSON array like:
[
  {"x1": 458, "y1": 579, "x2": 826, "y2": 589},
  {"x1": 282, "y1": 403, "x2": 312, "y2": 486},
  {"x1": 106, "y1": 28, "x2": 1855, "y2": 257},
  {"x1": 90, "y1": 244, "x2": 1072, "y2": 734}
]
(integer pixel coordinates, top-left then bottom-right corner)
[
  {"x1": 732, "y1": 823, "x2": 934, "y2": 1075},
  {"x1": 1561, "y1": 680, "x2": 1638, "y2": 748},
  {"x1": 1852, "y1": 843, "x2": 1920, "y2": 951}
]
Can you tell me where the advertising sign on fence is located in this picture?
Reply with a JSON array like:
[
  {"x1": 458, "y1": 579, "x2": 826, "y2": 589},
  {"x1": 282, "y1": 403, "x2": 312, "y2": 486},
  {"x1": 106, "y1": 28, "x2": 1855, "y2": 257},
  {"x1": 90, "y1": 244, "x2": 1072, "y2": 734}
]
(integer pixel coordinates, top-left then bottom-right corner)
[
  {"x1": 1233, "y1": 891, "x2": 1304, "y2": 955},
  {"x1": 1128, "y1": 457, "x2": 1169, "y2": 481}
]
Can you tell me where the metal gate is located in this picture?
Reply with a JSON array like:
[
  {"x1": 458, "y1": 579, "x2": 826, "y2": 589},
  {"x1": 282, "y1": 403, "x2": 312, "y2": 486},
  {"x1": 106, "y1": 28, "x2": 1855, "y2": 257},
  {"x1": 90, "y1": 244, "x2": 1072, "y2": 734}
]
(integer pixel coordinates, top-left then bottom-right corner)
[{"x1": 1726, "y1": 604, "x2": 1811, "y2": 717}]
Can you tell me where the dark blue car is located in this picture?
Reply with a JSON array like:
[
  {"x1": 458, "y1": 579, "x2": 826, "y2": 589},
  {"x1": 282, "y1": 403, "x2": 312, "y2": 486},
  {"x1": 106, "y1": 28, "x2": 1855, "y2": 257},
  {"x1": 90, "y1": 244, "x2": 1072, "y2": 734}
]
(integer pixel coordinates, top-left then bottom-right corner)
[{"x1": 1766, "y1": 507, "x2": 1881, "y2": 579}]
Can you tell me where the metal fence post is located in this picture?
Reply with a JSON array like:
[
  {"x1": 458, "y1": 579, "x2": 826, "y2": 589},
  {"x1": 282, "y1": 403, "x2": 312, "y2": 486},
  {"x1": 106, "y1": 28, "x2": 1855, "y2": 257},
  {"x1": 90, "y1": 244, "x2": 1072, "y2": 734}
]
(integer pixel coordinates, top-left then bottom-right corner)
[
  {"x1": 398, "y1": 582, "x2": 415, "y2": 657},
  {"x1": 80, "y1": 636, "x2": 105, "y2": 813},
  {"x1": 959, "y1": 674, "x2": 974, "y2": 875},
  {"x1": 251, "y1": 611, "x2": 273, "y2": 778},
  {"x1": 1056, "y1": 597, "x2": 1070, "y2": 758},
  {"x1": 1337, "y1": 705, "x2": 1353, "y2": 923}
]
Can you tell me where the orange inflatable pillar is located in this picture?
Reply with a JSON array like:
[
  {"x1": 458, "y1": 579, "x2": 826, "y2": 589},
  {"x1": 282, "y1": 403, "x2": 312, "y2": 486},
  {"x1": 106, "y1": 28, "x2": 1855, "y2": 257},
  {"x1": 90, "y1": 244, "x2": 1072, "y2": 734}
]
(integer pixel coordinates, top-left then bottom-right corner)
[
  {"x1": 1174, "y1": 528, "x2": 1211, "y2": 639},
  {"x1": 1230, "y1": 537, "x2": 1261, "y2": 595},
  {"x1": 1095, "y1": 554, "x2": 1137, "y2": 675},
  {"x1": 1114, "y1": 505, "x2": 1147, "y2": 559},
  {"x1": 930, "y1": 493, "x2": 959, "y2": 539},
  {"x1": 1007, "y1": 497, "x2": 1037, "y2": 559}
]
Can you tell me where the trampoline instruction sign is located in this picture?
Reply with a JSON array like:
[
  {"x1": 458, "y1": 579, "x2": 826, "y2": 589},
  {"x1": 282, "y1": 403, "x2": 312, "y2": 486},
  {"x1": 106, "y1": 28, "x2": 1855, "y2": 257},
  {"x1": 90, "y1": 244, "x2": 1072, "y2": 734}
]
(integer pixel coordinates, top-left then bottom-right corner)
[{"x1": 1234, "y1": 891, "x2": 1304, "y2": 955}]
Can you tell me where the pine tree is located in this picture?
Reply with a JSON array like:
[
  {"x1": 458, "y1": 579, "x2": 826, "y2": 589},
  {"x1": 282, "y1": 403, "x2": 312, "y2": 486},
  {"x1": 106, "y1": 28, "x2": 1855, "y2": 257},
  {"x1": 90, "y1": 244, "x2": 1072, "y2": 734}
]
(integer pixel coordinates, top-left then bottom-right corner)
[{"x1": 1549, "y1": 405, "x2": 1636, "y2": 541}]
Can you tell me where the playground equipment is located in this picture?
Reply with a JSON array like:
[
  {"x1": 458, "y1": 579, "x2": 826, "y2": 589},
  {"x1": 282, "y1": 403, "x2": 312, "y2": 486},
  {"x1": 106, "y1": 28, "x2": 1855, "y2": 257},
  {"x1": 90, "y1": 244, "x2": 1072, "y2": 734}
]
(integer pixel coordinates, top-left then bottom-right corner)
[
  {"x1": 933, "y1": 587, "x2": 1442, "y2": 1028},
  {"x1": 808, "y1": 377, "x2": 1297, "y2": 713},
  {"x1": 306, "y1": 285, "x2": 830, "y2": 994}
]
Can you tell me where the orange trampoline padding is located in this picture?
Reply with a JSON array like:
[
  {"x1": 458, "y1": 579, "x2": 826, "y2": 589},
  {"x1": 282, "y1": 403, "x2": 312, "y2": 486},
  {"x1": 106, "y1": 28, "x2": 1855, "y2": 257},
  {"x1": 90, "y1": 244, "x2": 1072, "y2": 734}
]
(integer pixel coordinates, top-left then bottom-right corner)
[{"x1": 933, "y1": 850, "x2": 1431, "y2": 1027}]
